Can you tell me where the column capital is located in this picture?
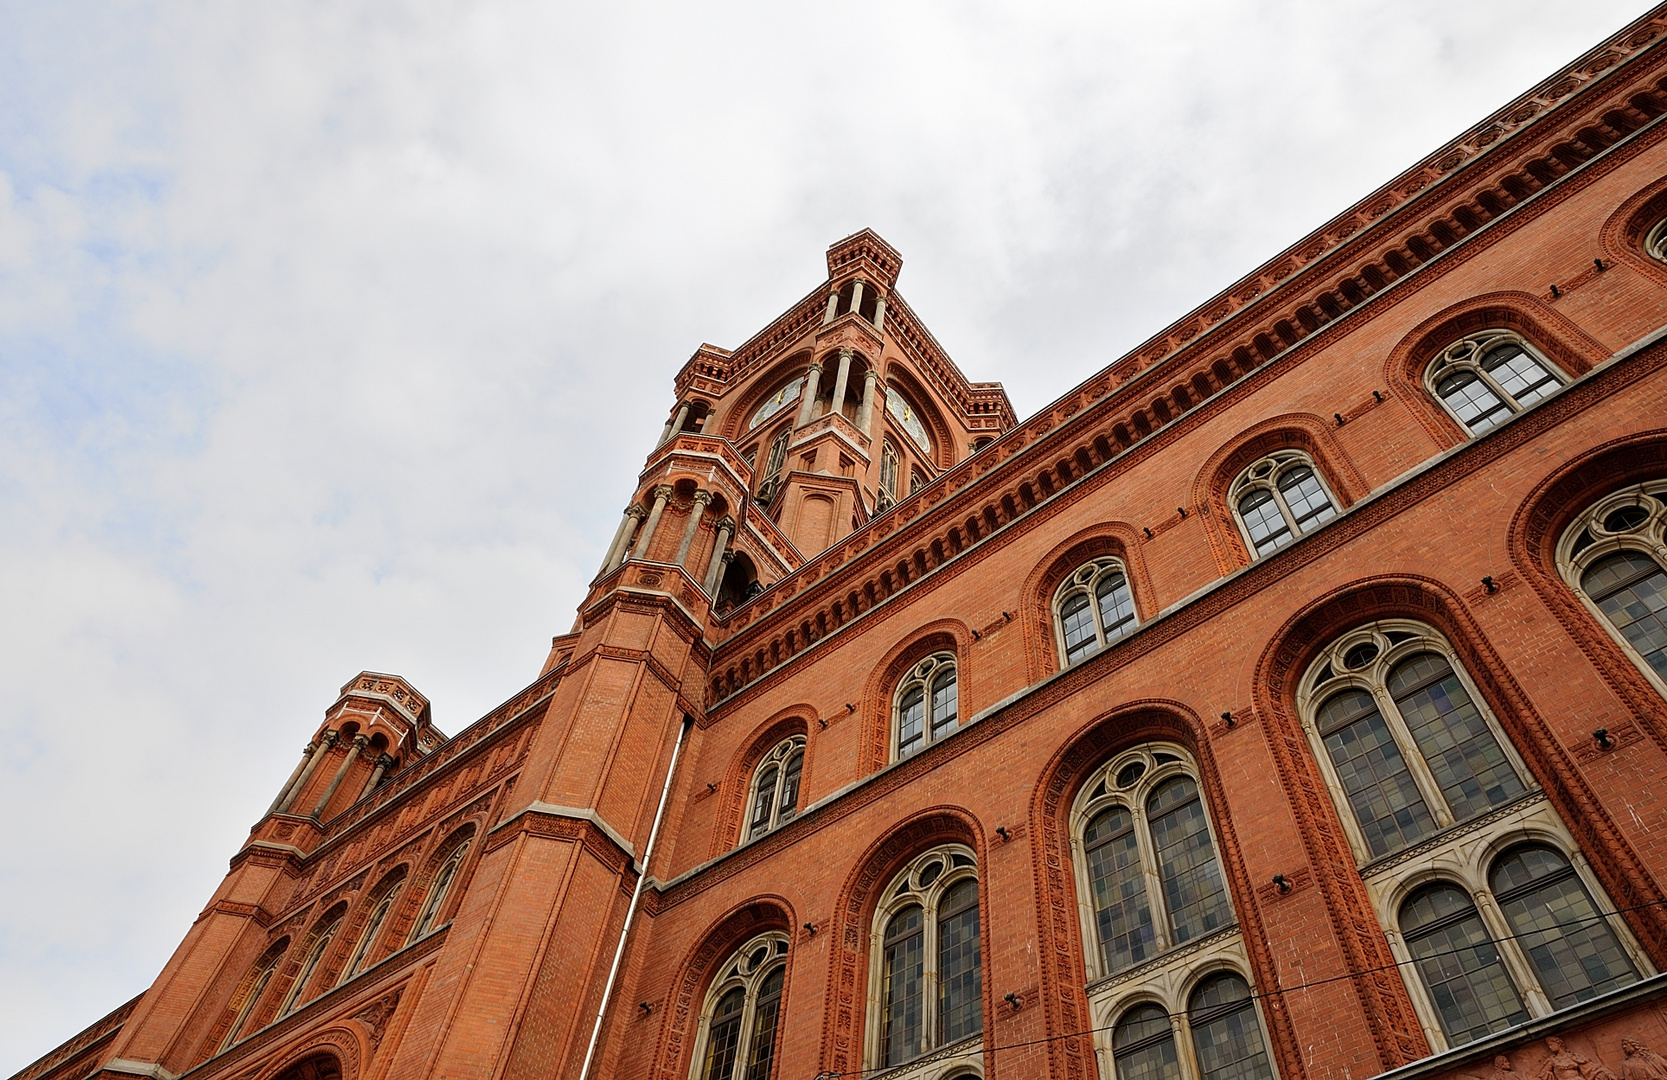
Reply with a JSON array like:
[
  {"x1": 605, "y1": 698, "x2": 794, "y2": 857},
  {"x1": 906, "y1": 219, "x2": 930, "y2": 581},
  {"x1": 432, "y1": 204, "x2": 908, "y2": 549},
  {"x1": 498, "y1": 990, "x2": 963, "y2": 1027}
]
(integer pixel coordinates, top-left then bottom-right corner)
[
  {"x1": 715, "y1": 515, "x2": 736, "y2": 532},
  {"x1": 650, "y1": 484, "x2": 674, "y2": 501},
  {"x1": 863, "y1": 367, "x2": 879, "y2": 381},
  {"x1": 350, "y1": 733, "x2": 371, "y2": 749},
  {"x1": 691, "y1": 489, "x2": 713, "y2": 507},
  {"x1": 374, "y1": 753, "x2": 395, "y2": 769},
  {"x1": 320, "y1": 729, "x2": 340, "y2": 747},
  {"x1": 805, "y1": 360, "x2": 824, "y2": 373},
  {"x1": 838, "y1": 346, "x2": 853, "y2": 360},
  {"x1": 625, "y1": 503, "x2": 648, "y2": 520}
]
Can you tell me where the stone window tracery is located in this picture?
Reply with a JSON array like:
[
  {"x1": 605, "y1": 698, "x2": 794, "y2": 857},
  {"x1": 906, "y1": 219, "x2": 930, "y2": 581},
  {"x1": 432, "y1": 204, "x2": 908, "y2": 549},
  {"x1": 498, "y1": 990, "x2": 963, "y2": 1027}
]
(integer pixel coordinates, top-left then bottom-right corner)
[
  {"x1": 878, "y1": 439, "x2": 901, "y2": 512},
  {"x1": 746, "y1": 736, "x2": 805, "y2": 842},
  {"x1": 1556, "y1": 479, "x2": 1667, "y2": 697},
  {"x1": 866, "y1": 845, "x2": 983, "y2": 1074},
  {"x1": 219, "y1": 938, "x2": 288, "y2": 1051},
  {"x1": 1228, "y1": 451, "x2": 1339, "y2": 558},
  {"x1": 1425, "y1": 331, "x2": 1564, "y2": 436},
  {"x1": 894, "y1": 652, "x2": 958, "y2": 760},
  {"x1": 1053, "y1": 557, "x2": 1139, "y2": 665},
  {"x1": 758, "y1": 427, "x2": 791, "y2": 503},
  {"x1": 410, "y1": 834, "x2": 472, "y2": 943},
  {"x1": 279, "y1": 906, "x2": 345, "y2": 1017},
  {"x1": 338, "y1": 869, "x2": 405, "y2": 984},
  {"x1": 690, "y1": 932, "x2": 789, "y2": 1080}
]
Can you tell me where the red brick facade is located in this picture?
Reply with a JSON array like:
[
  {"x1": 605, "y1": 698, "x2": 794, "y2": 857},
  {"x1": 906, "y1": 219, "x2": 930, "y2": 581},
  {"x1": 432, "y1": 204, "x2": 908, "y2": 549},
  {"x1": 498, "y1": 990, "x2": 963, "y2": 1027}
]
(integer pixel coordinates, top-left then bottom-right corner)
[{"x1": 19, "y1": 9, "x2": 1667, "y2": 1080}]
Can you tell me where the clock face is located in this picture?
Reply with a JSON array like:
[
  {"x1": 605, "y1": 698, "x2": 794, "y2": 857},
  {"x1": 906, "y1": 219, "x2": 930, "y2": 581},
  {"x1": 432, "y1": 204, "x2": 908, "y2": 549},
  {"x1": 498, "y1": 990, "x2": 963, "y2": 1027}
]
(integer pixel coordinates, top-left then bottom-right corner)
[
  {"x1": 887, "y1": 387, "x2": 932, "y2": 453},
  {"x1": 749, "y1": 377, "x2": 804, "y2": 430}
]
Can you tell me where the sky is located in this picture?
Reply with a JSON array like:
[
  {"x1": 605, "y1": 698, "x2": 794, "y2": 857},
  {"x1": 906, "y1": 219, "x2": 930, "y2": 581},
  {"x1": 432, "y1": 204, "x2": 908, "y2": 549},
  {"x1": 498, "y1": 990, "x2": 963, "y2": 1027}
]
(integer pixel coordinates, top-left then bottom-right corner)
[{"x1": 0, "y1": 0, "x2": 1654, "y2": 1070}]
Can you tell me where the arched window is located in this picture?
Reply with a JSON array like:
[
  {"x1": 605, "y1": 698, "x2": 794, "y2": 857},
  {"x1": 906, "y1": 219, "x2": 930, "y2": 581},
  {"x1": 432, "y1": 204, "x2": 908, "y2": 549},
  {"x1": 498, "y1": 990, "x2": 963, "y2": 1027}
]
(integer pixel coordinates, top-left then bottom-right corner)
[
  {"x1": 1074, "y1": 746, "x2": 1234, "y2": 980},
  {"x1": 1228, "y1": 451, "x2": 1339, "y2": 558},
  {"x1": 1645, "y1": 217, "x2": 1667, "y2": 264},
  {"x1": 409, "y1": 834, "x2": 472, "y2": 942},
  {"x1": 1187, "y1": 974, "x2": 1274, "y2": 1080},
  {"x1": 869, "y1": 846, "x2": 982, "y2": 1070},
  {"x1": 1425, "y1": 331, "x2": 1564, "y2": 436},
  {"x1": 758, "y1": 427, "x2": 791, "y2": 502},
  {"x1": 1053, "y1": 557, "x2": 1138, "y2": 665},
  {"x1": 1396, "y1": 845, "x2": 1640, "y2": 1048},
  {"x1": 877, "y1": 439, "x2": 900, "y2": 512},
  {"x1": 219, "y1": 938, "x2": 288, "y2": 1050},
  {"x1": 747, "y1": 737, "x2": 805, "y2": 842},
  {"x1": 279, "y1": 906, "x2": 345, "y2": 1016},
  {"x1": 894, "y1": 653, "x2": 958, "y2": 760},
  {"x1": 338, "y1": 869, "x2": 406, "y2": 984},
  {"x1": 1112, "y1": 1003, "x2": 1177, "y2": 1080},
  {"x1": 691, "y1": 932, "x2": 789, "y2": 1080},
  {"x1": 1298, "y1": 622, "x2": 1531, "y2": 863},
  {"x1": 1557, "y1": 480, "x2": 1667, "y2": 696}
]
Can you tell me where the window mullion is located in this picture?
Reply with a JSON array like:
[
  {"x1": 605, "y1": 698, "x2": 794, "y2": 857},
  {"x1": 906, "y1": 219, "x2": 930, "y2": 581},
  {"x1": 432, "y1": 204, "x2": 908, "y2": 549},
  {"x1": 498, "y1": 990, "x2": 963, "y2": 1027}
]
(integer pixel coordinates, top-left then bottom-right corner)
[
  {"x1": 1134, "y1": 804, "x2": 1171, "y2": 951},
  {"x1": 1173, "y1": 1011, "x2": 1205, "y2": 1080},
  {"x1": 1480, "y1": 369, "x2": 1521, "y2": 414},
  {"x1": 1272, "y1": 487, "x2": 1302, "y2": 539},
  {"x1": 1472, "y1": 886, "x2": 1551, "y2": 1017},
  {"x1": 1377, "y1": 684, "x2": 1453, "y2": 827},
  {"x1": 923, "y1": 905, "x2": 941, "y2": 1050}
]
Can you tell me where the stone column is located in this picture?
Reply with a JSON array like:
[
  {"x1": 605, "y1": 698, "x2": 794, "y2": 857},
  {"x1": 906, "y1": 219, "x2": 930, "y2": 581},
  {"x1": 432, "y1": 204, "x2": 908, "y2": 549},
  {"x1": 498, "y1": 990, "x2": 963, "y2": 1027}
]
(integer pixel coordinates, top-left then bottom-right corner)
[
  {"x1": 673, "y1": 490, "x2": 711, "y2": 568},
  {"x1": 702, "y1": 517, "x2": 736, "y2": 595},
  {"x1": 631, "y1": 485, "x2": 674, "y2": 561},
  {"x1": 822, "y1": 287, "x2": 840, "y2": 324},
  {"x1": 607, "y1": 506, "x2": 647, "y2": 573},
  {"x1": 829, "y1": 348, "x2": 854, "y2": 421},
  {"x1": 268, "y1": 737, "x2": 322, "y2": 816},
  {"x1": 855, "y1": 367, "x2": 879, "y2": 433},
  {"x1": 795, "y1": 362, "x2": 824, "y2": 428},
  {"x1": 873, "y1": 295, "x2": 887, "y2": 333},
  {"x1": 597, "y1": 506, "x2": 637, "y2": 576},
  {"x1": 275, "y1": 730, "x2": 337, "y2": 814},
  {"x1": 658, "y1": 402, "x2": 691, "y2": 447},
  {"x1": 359, "y1": 753, "x2": 395, "y2": 801},
  {"x1": 864, "y1": 373, "x2": 885, "y2": 438},
  {"x1": 311, "y1": 733, "x2": 369, "y2": 818},
  {"x1": 849, "y1": 279, "x2": 865, "y2": 317}
]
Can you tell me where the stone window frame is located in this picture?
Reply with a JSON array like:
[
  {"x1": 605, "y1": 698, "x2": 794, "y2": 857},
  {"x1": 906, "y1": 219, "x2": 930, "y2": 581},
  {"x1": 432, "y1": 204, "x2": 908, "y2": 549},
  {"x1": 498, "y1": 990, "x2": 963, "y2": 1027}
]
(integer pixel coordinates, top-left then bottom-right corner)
[
  {"x1": 878, "y1": 439, "x2": 901, "y2": 512},
  {"x1": 1645, "y1": 216, "x2": 1667, "y2": 264},
  {"x1": 1295, "y1": 619, "x2": 1539, "y2": 867},
  {"x1": 757, "y1": 426, "x2": 791, "y2": 502},
  {"x1": 1051, "y1": 557, "x2": 1140, "y2": 667},
  {"x1": 1422, "y1": 330, "x2": 1567, "y2": 438},
  {"x1": 863, "y1": 844, "x2": 984, "y2": 1078},
  {"x1": 408, "y1": 833, "x2": 473, "y2": 944},
  {"x1": 687, "y1": 930, "x2": 791, "y2": 1080},
  {"x1": 745, "y1": 736, "x2": 806, "y2": 843},
  {"x1": 1093, "y1": 957, "x2": 1278, "y2": 1080},
  {"x1": 1554, "y1": 478, "x2": 1667, "y2": 701},
  {"x1": 1226, "y1": 450, "x2": 1341, "y2": 560},
  {"x1": 337, "y1": 867, "x2": 407, "y2": 986},
  {"x1": 278, "y1": 904, "x2": 346, "y2": 1017},
  {"x1": 892, "y1": 652, "x2": 959, "y2": 761},
  {"x1": 1069, "y1": 744, "x2": 1238, "y2": 986},
  {"x1": 218, "y1": 937, "x2": 290, "y2": 1052},
  {"x1": 1363, "y1": 810, "x2": 1651, "y2": 1053}
]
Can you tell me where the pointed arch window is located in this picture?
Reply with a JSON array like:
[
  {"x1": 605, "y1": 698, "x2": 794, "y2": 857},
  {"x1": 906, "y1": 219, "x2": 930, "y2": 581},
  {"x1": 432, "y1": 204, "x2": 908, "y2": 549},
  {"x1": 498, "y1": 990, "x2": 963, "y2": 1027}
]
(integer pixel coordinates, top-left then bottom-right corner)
[
  {"x1": 1298, "y1": 622, "x2": 1530, "y2": 862},
  {"x1": 279, "y1": 907, "x2": 345, "y2": 1016},
  {"x1": 339, "y1": 870, "x2": 406, "y2": 984},
  {"x1": 746, "y1": 736, "x2": 805, "y2": 842},
  {"x1": 758, "y1": 427, "x2": 791, "y2": 502},
  {"x1": 1054, "y1": 557, "x2": 1138, "y2": 665},
  {"x1": 219, "y1": 939, "x2": 288, "y2": 1051},
  {"x1": 894, "y1": 652, "x2": 958, "y2": 760},
  {"x1": 869, "y1": 846, "x2": 983, "y2": 1069},
  {"x1": 1228, "y1": 451, "x2": 1339, "y2": 558},
  {"x1": 693, "y1": 932, "x2": 789, "y2": 1080},
  {"x1": 1074, "y1": 746, "x2": 1234, "y2": 979},
  {"x1": 877, "y1": 440, "x2": 900, "y2": 512},
  {"x1": 1426, "y1": 331, "x2": 1564, "y2": 436},
  {"x1": 410, "y1": 834, "x2": 472, "y2": 942},
  {"x1": 1395, "y1": 844, "x2": 1640, "y2": 1048},
  {"x1": 1557, "y1": 480, "x2": 1667, "y2": 696}
]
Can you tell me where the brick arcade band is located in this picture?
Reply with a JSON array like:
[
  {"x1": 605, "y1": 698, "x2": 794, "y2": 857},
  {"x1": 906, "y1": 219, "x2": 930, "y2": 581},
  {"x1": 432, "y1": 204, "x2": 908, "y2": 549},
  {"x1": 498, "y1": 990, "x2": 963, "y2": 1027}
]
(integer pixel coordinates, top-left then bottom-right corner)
[{"x1": 18, "y1": 8, "x2": 1667, "y2": 1080}]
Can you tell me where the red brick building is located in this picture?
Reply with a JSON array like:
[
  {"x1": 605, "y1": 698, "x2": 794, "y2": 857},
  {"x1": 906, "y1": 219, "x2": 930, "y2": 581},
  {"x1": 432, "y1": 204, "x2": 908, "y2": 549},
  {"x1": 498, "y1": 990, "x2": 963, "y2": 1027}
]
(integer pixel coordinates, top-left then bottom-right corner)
[{"x1": 18, "y1": 9, "x2": 1667, "y2": 1080}]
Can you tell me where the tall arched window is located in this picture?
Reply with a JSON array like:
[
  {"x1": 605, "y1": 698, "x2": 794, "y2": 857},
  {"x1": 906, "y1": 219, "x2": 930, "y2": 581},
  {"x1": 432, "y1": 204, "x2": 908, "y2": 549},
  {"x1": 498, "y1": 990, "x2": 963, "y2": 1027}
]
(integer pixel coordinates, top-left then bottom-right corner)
[
  {"x1": 1395, "y1": 844, "x2": 1640, "y2": 1049},
  {"x1": 758, "y1": 427, "x2": 791, "y2": 502},
  {"x1": 691, "y1": 932, "x2": 789, "y2": 1080},
  {"x1": 878, "y1": 439, "x2": 901, "y2": 512},
  {"x1": 747, "y1": 736, "x2": 805, "y2": 842},
  {"x1": 1557, "y1": 480, "x2": 1667, "y2": 696},
  {"x1": 1228, "y1": 451, "x2": 1339, "y2": 558},
  {"x1": 219, "y1": 938, "x2": 288, "y2": 1051},
  {"x1": 279, "y1": 906, "x2": 345, "y2": 1017},
  {"x1": 1297, "y1": 622, "x2": 1531, "y2": 863},
  {"x1": 338, "y1": 869, "x2": 406, "y2": 984},
  {"x1": 1074, "y1": 746, "x2": 1234, "y2": 980},
  {"x1": 1425, "y1": 331, "x2": 1564, "y2": 436},
  {"x1": 1054, "y1": 557, "x2": 1139, "y2": 665},
  {"x1": 409, "y1": 832, "x2": 473, "y2": 943},
  {"x1": 868, "y1": 846, "x2": 982, "y2": 1071},
  {"x1": 894, "y1": 653, "x2": 958, "y2": 760}
]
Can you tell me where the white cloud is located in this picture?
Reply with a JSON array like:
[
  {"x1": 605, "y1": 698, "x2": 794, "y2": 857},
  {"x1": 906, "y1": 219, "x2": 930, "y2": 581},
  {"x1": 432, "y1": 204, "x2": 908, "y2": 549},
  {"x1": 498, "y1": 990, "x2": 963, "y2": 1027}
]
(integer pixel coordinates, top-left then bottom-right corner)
[{"x1": 0, "y1": 0, "x2": 1649, "y2": 1068}]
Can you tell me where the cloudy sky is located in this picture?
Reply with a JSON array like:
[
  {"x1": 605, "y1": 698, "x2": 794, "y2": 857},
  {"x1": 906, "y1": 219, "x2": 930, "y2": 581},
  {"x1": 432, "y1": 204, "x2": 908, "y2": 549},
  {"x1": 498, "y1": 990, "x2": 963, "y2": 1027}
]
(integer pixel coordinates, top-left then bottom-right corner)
[{"x1": 0, "y1": 0, "x2": 1653, "y2": 1069}]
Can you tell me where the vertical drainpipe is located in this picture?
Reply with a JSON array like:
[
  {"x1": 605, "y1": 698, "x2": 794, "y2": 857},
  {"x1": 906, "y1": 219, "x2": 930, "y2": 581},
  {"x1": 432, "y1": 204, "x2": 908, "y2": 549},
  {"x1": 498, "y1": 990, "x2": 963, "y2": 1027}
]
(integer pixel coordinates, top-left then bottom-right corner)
[{"x1": 577, "y1": 713, "x2": 695, "y2": 1080}]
